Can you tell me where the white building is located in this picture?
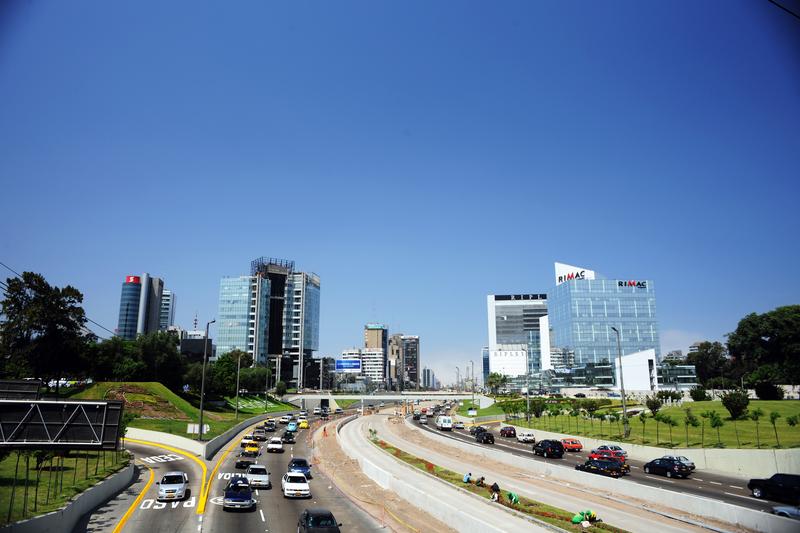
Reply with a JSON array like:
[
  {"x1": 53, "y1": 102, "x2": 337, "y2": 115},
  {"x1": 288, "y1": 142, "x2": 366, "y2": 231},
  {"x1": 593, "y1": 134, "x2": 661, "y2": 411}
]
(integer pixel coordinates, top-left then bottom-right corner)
[
  {"x1": 340, "y1": 348, "x2": 386, "y2": 385},
  {"x1": 159, "y1": 289, "x2": 176, "y2": 330},
  {"x1": 487, "y1": 294, "x2": 550, "y2": 376}
]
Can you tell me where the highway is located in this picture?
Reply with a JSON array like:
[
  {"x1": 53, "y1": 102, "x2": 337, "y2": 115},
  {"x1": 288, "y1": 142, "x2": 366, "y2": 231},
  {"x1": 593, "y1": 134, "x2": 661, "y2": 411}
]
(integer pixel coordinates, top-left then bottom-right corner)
[{"x1": 412, "y1": 415, "x2": 782, "y2": 513}]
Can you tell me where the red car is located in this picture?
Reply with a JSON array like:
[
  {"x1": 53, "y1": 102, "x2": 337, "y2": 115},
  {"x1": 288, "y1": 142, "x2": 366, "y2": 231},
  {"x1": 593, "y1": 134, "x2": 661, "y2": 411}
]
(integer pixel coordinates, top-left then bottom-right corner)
[
  {"x1": 588, "y1": 450, "x2": 630, "y2": 473},
  {"x1": 499, "y1": 426, "x2": 516, "y2": 438},
  {"x1": 561, "y1": 438, "x2": 583, "y2": 452}
]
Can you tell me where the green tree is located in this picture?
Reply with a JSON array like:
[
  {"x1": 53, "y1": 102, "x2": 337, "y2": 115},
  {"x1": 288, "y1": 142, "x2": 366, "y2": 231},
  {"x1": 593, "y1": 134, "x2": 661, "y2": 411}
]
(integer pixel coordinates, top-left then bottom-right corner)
[
  {"x1": 685, "y1": 341, "x2": 729, "y2": 386},
  {"x1": 275, "y1": 380, "x2": 287, "y2": 396},
  {"x1": 689, "y1": 386, "x2": 711, "y2": 402},
  {"x1": 486, "y1": 372, "x2": 506, "y2": 395},
  {"x1": 699, "y1": 410, "x2": 715, "y2": 447},
  {"x1": 787, "y1": 414, "x2": 799, "y2": 429},
  {"x1": 135, "y1": 332, "x2": 185, "y2": 390},
  {"x1": 770, "y1": 412, "x2": 782, "y2": 447},
  {"x1": 569, "y1": 408, "x2": 580, "y2": 434},
  {"x1": 709, "y1": 411, "x2": 724, "y2": 446},
  {"x1": 638, "y1": 412, "x2": 648, "y2": 444},
  {"x1": 754, "y1": 381, "x2": 784, "y2": 401},
  {"x1": 727, "y1": 306, "x2": 800, "y2": 386},
  {"x1": 645, "y1": 395, "x2": 663, "y2": 416},
  {"x1": 530, "y1": 398, "x2": 547, "y2": 419},
  {"x1": 683, "y1": 408, "x2": 700, "y2": 447},
  {"x1": 661, "y1": 415, "x2": 677, "y2": 446},
  {"x1": 0, "y1": 272, "x2": 89, "y2": 390},
  {"x1": 720, "y1": 389, "x2": 750, "y2": 420},
  {"x1": 750, "y1": 408, "x2": 764, "y2": 448}
]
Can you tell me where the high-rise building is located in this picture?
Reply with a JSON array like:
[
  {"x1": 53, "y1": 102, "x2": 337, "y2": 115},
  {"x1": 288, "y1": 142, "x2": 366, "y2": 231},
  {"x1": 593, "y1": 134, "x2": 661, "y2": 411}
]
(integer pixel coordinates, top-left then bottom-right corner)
[
  {"x1": 216, "y1": 275, "x2": 270, "y2": 363},
  {"x1": 486, "y1": 294, "x2": 550, "y2": 377},
  {"x1": 387, "y1": 334, "x2": 403, "y2": 391},
  {"x1": 116, "y1": 274, "x2": 164, "y2": 340},
  {"x1": 482, "y1": 347, "x2": 490, "y2": 386},
  {"x1": 283, "y1": 271, "x2": 321, "y2": 388},
  {"x1": 663, "y1": 350, "x2": 685, "y2": 363},
  {"x1": 159, "y1": 289, "x2": 176, "y2": 330},
  {"x1": 364, "y1": 323, "x2": 388, "y2": 386},
  {"x1": 422, "y1": 367, "x2": 434, "y2": 389},
  {"x1": 401, "y1": 335, "x2": 420, "y2": 390}
]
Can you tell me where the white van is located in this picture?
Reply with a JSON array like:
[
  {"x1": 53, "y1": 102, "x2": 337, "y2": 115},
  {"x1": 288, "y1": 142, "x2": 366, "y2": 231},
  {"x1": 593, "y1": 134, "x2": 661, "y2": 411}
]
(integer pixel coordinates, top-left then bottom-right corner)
[{"x1": 435, "y1": 415, "x2": 453, "y2": 431}]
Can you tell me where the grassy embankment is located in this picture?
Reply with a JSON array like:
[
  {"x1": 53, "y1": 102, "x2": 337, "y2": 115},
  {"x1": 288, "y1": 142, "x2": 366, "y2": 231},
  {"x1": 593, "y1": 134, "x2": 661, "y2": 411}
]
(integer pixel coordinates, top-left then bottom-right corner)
[
  {"x1": 515, "y1": 400, "x2": 800, "y2": 449},
  {"x1": 74, "y1": 382, "x2": 296, "y2": 440},
  {"x1": 371, "y1": 437, "x2": 628, "y2": 532}
]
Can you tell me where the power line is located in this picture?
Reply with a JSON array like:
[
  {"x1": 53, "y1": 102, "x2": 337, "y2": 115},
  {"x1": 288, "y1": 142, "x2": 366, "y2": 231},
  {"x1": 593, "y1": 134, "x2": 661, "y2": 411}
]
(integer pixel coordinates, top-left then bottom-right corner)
[
  {"x1": 767, "y1": 0, "x2": 800, "y2": 21},
  {"x1": 0, "y1": 261, "x2": 22, "y2": 278}
]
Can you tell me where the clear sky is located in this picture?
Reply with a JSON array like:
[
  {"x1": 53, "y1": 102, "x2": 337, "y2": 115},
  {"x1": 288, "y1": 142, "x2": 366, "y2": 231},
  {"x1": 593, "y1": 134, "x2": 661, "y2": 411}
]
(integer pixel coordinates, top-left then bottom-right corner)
[{"x1": 1, "y1": 1, "x2": 798, "y2": 385}]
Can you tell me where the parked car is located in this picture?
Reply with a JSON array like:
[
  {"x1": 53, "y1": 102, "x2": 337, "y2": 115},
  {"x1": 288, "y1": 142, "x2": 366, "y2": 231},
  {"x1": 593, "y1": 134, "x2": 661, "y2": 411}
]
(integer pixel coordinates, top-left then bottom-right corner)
[
  {"x1": 476, "y1": 432, "x2": 495, "y2": 444},
  {"x1": 661, "y1": 455, "x2": 695, "y2": 470},
  {"x1": 516, "y1": 431, "x2": 535, "y2": 443},
  {"x1": 281, "y1": 431, "x2": 296, "y2": 444},
  {"x1": 533, "y1": 439, "x2": 564, "y2": 458},
  {"x1": 223, "y1": 477, "x2": 256, "y2": 511},
  {"x1": 245, "y1": 464, "x2": 271, "y2": 489},
  {"x1": 289, "y1": 457, "x2": 313, "y2": 479},
  {"x1": 772, "y1": 505, "x2": 800, "y2": 520},
  {"x1": 453, "y1": 421, "x2": 465, "y2": 429},
  {"x1": 748, "y1": 474, "x2": 800, "y2": 504},
  {"x1": 469, "y1": 426, "x2": 487, "y2": 436},
  {"x1": 499, "y1": 426, "x2": 516, "y2": 438},
  {"x1": 282, "y1": 473, "x2": 311, "y2": 498},
  {"x1": 156, "y1": 471, "x2": 189, "y2": 501},
  {"x1": 298, "y1": 508, "x2": 342, "y2": 532},
  {"x1": 575, "y1": 459, "x2": 623, "y2": 478},
  {"x1": 643, "y1": 457, "x2": 692, "y2": 479},
  {"x1": 595, "y1": 444, "x2": 627, "y2": 457},
  {"x1": 267, "y1": 437, "x2": 285, "y2": 453},
  {"x1": 561, "y1": 438, "x2": 582, "y2": 452}
]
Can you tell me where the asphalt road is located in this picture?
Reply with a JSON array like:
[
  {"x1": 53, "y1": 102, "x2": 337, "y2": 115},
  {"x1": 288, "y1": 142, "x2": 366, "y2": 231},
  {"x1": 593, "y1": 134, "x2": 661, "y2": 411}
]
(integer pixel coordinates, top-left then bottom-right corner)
[{"x1": 412, "y1": 416, "x2": 783, "y2": 513}]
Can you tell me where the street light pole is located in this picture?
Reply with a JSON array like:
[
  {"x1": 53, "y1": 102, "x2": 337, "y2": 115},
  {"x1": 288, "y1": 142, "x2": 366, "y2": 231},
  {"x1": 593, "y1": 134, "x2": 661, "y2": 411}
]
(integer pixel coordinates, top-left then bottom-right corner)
[
  {"x1": 526, "y1": 345, "x2": 531, "y2": 423},
  {"x1": 198, "y1": 319, "x2": 215, "y2": 441},
  {"x1": 611, "y1": 326, "x2": 630, "y2": 438},
  {"x1": 455, "y1": 366, "x2": 460, "y2": 393},
  {"x1": 235, "y1": 349, "x2": 243, "y2": 421},
  {"x1": 470, "y1": 360, "x2": 475, "y2": 413}
]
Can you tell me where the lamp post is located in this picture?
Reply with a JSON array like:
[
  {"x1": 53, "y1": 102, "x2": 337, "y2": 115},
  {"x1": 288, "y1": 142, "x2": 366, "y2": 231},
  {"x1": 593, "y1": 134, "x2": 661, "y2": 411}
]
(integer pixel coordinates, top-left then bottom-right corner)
[
  {"x1": 470, "y1": 360, "x2": 475, "y2": 413},
  {"x1": 235, "y1": 348, "x2": 243, "y2": 421},
  {"x1": 264, "y1": 362, "x2": 270, "y2": 412},
  {"x1": 525, "y1": 345, "x2": 531, "y2": 423},
  {"x1": 455, "y1": 366, "x2": 460, "y2": 393},
  {"x1": 198, "y1": 319, "x2": 215, "y2": 441},
  {"x1": 611, "y1": 326, "x2": 630, "y2": 438}
]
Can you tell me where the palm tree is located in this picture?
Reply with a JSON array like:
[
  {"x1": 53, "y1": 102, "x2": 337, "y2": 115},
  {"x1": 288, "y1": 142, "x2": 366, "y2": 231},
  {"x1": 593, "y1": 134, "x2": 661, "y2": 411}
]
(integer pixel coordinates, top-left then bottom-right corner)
[
  {"x1": 750, "y1": 408, "x2": 764, "y2": 448},
  {"x1": 770, "y1": 412, "x2": 781, "y2": 448},
  {"x1": 607, "y1": 413, "x2": 620, "y2": 438},
  {"x1": 486, "y1": 372, "x2": 506, "y2": 395}
]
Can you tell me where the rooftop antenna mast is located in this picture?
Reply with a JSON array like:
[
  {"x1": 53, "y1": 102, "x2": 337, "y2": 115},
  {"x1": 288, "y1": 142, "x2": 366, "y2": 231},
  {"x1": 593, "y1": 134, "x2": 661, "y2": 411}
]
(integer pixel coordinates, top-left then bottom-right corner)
[{"x1": 193, "y1": 312, "x2": 198, "y2": 331}]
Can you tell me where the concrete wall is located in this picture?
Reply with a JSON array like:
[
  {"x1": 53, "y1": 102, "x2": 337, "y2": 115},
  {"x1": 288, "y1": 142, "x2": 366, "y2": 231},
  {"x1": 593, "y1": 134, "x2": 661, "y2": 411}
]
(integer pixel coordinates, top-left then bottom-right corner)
[
  {"x1": 409, "y1": 418, "x2": 798, "y2": 533},
  {"x1": 125, "y1": 427, "x2": 205, "y2": 456},
  {"x1": 504, "y1": 424, "x2": 800, "y2": 480},
  {"x1": 2, "y1": 462, "x2": 135, "y2": 533}
]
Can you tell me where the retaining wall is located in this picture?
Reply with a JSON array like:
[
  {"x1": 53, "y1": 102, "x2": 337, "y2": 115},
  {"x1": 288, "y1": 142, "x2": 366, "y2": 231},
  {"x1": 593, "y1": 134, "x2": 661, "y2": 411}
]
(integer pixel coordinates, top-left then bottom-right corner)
[
  {"x1": 2, "y1": 462, "x2": 135, "y2": 533},
  {"x1": 407, "y1": 418, "x2": 798, "y2": 533},
  {"x1": 125, "y1": 427, "x2": 205, "y2": 456},
  {"x1": 503, "y1": 424, "x2": 800, "y2": 480}
]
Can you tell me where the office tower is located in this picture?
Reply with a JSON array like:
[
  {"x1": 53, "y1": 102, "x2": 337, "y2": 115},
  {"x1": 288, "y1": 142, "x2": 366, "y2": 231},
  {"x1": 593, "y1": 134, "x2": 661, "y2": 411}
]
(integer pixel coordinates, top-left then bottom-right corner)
[
  {"x1": 116, "y1": 273, "x2": 164, "y2": 340},
  {"x1": 401, "y1": 335, "x2": 420, "y2": 390},
  {"x1": 388, "y1": 333, "x2": 403, "y2": 391},
  {"x1": 159, "y1": 289, "x2": 176, "y2": 330},
  {"x1": 217, "y1": 275, "x2": 270, "y2": 363},
  {"x1": 364, "y1": 323, "x2": 389, "y2": 387},
  {"x1": 284, "y1": 271, "x2": 321, "y2": 388},
  {"x1": 482, "y1": 347, "x2": 490, "y2": 386},
  {"x1": 359, "y1": 349, "x2": 386, "y2": 384},
  {"x1": 422, "y1": 367, "x2": 436, "y2": 389},
  {"x1": 486, "y1": 293, "x2": 549, "y2": 377}
]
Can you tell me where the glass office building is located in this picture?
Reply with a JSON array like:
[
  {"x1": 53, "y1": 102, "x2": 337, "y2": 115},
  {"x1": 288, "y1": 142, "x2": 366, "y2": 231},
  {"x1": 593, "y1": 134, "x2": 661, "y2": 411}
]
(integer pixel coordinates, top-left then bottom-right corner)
[
  {"x1": 216, "y1": 276, "x2": 270, "y2": 362},
  {"x1": 117, "y1": 277, "x2": 142, "y2": 339},
  {"x1": 548, "y1": 278, "x2": 660, "y2": 365}
]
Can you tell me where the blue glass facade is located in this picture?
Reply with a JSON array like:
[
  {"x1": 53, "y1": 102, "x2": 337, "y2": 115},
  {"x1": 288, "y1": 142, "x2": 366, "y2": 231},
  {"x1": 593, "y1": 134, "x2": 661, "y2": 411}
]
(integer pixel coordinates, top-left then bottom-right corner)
[
  {"x1": 303, "y1": 279, "x2": 320, "y2": 351},
  {"x1": 217, "y1": 276, "x2": 270, "y2": 359},
  {"x1": 548, "y1": 279, "x2": 660, "y2": 365},
  {"x1": 482, "y1": 347, "x2": 490, "y2": 386},
  {"x1": 117, "y1": 281, "x2": 141, "y2": 340}
]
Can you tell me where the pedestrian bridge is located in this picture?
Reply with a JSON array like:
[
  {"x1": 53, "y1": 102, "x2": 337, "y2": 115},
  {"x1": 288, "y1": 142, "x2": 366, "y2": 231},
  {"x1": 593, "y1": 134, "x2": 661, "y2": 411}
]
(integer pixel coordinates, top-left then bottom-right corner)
[{"x1": 285, "y1": 392, "x2": 494, "y2": 409}]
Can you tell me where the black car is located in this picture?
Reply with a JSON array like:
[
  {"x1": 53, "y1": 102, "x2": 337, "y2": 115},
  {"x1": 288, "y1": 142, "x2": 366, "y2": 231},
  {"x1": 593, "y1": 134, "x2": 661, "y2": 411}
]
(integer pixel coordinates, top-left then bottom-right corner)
[
  {"x1": 298, "y1": 508, "x2": 342, "y2": 532},
  {"x1": 469, "y1": 426, "x2": 487, "y2": 436},
  {"x1": 263, "y1": 422, "x2": 277, "y2": 432},
  {"x1": 412, "y1": 413, "x2": 421, "y2": 420},
  {"x1": 281, "y1": 431, "x2": 296, "y2": 444},
  {"x1": 533, "y1": 439, "x2": 564, "y2": 458},
  {"x1": 476, "y1": 432, "x2": 495, "y2": 444},
  {"x1": 575, "y1": 459, "x2": 623, "y2": 478},
  {"x1": 643, "y1": 458, "x2": 692, "y2": 479},
  {"x1": 234, "y1": 454, "x2": 255, "y2": 470},
  {"x1": 748, "y1": 474, "x2": 800, "y2": 504}
]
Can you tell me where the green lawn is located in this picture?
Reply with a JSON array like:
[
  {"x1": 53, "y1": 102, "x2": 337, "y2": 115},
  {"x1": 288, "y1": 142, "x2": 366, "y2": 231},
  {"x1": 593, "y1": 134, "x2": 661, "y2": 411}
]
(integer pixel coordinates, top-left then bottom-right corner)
[
  {"x1": 517, "y1": 400, "x2": 800, "y2": 449},
  {"x1": 456, "y1": 400, "x2": 507, "y2": 418},
  {"x1": 0, "y1": 449, "x2": 128, "y2": 526},
  {"x1": 333, "y1": 399, "x2": 361, "y2": 409}
]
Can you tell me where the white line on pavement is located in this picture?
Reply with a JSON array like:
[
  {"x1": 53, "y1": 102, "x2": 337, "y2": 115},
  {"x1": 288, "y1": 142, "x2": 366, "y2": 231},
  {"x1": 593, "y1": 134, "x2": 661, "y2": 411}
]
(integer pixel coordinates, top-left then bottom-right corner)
[
  {"x1": 693, "y1": 478, "x2": 704, "y2": 481},
  {"x1": 723, "y1": 492, "x2": 763, "y2": 502},
  {"x1": 260, "y1": 509, "x2": 266, "y2": 522},
  {"x1": 709, "y1": 481, "x2": 722, "y2": 485},
  {"x1": 729, "y1": 485, "x2": 744, "y2": 489}
]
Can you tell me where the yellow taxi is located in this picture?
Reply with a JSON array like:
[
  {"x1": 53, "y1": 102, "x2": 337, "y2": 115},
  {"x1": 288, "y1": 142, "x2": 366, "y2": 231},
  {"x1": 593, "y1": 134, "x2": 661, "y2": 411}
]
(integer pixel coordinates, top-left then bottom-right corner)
[
  {"x1": 240, "y1": 435, "x2": 255, "y2": 448},
  {"x1": 298, "y1": 419, "x2": 309, "y2": 429},
  {"x1": 242, "y1": 443, "x2": 260, "y2": 457}
]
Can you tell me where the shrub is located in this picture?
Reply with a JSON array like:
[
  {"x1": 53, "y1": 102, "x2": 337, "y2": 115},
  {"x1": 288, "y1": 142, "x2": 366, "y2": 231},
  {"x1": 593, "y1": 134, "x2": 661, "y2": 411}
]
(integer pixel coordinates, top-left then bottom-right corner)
[
  {"x1": 645, "y1": 395, "x2": 663, "y2": 416},
  {"x1": 720, "y1": 389, "x2": 750, "y2": 420},
  {"x1": 754, "y1": 382, "x2": 784, "y2": 401},
  {"x1": 689, "y1": 386, "x2": 712, "y2": 402}
]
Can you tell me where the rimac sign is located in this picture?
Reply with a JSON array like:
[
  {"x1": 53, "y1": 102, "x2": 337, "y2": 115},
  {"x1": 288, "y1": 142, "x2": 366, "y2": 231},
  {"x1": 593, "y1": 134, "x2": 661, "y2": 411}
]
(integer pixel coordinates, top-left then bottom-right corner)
[
  {"x1": 555, "y1": 262, "x2": 596, "y2": 285},
  {"x1": 618, "y1": 280, "x2": 648, "y2": 289},
  {"x1": 335, "y1": 359, "x2": 362, "y2": 374}
]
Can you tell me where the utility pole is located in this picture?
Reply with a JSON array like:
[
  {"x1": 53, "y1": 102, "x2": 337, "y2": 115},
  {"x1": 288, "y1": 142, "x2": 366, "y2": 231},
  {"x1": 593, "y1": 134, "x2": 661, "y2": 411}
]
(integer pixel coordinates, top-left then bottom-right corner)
[
  {"x1": 235, "y1": 349, "x2": 242, "y2": 421},
  {"x1": 611, "y1": 326, "x2": 630, "y2": 438},
  {"x1": 526, "y1": 345, "x2": 531, "y2": 423},
  {"x1": 198, "y1": 319, "x2": 215, "y2": 441},
  {"x1": 470, "y1": 360, "x2": 475, "y2": 412}
]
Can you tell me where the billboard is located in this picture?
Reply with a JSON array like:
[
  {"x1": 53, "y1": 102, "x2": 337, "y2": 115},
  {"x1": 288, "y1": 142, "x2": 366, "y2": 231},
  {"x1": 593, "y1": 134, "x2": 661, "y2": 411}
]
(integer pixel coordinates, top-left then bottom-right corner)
[{"x1": 335, "y1": 359, "x2": 362, "y2": 373}]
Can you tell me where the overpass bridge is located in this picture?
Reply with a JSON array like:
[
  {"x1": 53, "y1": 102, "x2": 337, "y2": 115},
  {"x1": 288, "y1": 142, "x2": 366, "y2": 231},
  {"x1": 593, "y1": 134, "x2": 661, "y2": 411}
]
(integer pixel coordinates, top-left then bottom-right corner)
[{"x1": 285, "y1": 392, "x2": 494, "y2": 409}]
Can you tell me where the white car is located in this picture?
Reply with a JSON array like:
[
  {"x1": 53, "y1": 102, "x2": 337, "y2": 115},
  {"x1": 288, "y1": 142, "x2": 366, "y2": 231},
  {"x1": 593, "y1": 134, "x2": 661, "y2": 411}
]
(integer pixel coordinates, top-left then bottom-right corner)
[
  {"x1": 299, "y1": 410, "x2": 308, "y2": 417},
  {"x1": 313, "y1": 407, "x2": 321, "y2": 415},
  {"x1": 297, "y1": 416, "x2": 308, "y2": 423},
  {"x1": 267, "y1": 437, "x2": 284, "y2": 453},
  {"x1": 245, "y1": 464, "x2": 271, "y2": 488},
  {"x1": 281, "y1": 472, "x2": 311, "y2": 498},
  {"x1": 279, "y1": 415, "x2": 291, "y2": 424},
  {"x1": 453, "y1": 421, "x2": 465, "y2": 429},
  {"x1": 157, "y1": 471, "x2": 189, "y2": 501},
  {"x1": 516, "y1": 431, "x2": 536, "y2": 443},
  {"x1": 419, "y1": 415, "x2": 428, "y2": 424}
]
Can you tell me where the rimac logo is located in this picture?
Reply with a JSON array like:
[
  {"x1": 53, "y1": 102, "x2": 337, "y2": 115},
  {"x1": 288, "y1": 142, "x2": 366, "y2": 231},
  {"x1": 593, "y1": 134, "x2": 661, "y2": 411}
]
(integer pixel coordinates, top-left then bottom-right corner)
[
  {"x1": 557, "y1": 271, "x2": 586, "y2": 284},
  {"x1": 618, "y1": 280, "x2": 647, "y2": 289}
]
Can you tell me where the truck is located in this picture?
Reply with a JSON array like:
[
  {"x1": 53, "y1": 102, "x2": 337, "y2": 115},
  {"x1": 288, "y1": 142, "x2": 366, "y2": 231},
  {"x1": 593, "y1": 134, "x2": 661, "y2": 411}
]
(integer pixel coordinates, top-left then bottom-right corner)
[{"x1": 435, "y1": 415, "x2": 453, "y2": 431}]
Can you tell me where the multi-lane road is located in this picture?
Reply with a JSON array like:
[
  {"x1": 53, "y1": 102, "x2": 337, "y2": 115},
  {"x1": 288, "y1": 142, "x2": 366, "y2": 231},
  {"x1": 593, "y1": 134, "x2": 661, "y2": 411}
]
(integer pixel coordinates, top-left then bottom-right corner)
[
  {"x1": 77, "y1": 411, "x2": 381, "y2": 533},
  {"x1": 412, "y1": 415, "x2": 783, "y2": 513}
]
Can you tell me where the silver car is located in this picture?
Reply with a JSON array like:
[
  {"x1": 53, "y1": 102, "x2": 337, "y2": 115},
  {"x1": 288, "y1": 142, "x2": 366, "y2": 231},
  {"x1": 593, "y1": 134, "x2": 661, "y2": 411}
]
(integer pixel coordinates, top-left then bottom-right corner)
[
  {"x1": 245, "y1": 464, "x2": 271, "y2": 488},
  {"x1": 157, "y1": 471, "x2": 189, "y2": 501},
  {"x1": 772, "y1": 505, "x2": 800, "y2": 520}
]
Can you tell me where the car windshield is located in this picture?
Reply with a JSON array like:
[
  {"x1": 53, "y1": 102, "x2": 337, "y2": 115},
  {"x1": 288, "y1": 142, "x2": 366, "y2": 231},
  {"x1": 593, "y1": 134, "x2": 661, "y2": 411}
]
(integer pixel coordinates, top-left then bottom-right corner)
[
  {"x1": 249, "y1": 467, "x2": 267, "y2": 475},
  {"x1": 270, "y1": 438, "x2": 282, "y2": 443},
  {"x1": 291, "y1": 459, "x2": 308, "y2": 467},
  {"x1": 287, "y1": 475, "x2": 306, "y2": 484},
  {"x1": 227, "y1": 482, "x2": 250, "y2": 493},
  {"x1": 162, "y1": 475, "x2": 183, "y2": 484},
  {"x1": 309, "y1": 515, "x2": 336, "y2": 527}
]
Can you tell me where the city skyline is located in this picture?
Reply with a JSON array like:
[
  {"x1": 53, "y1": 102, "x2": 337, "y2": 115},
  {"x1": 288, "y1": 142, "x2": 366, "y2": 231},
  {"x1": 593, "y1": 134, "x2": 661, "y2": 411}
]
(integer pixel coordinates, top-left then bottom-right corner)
[{"x1": 2, "y1": 2, "x2": 798, "y2": 384}]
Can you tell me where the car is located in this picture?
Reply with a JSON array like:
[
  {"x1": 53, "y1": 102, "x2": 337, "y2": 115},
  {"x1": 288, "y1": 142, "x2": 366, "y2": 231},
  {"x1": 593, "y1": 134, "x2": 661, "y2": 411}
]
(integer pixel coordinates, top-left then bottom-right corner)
[
  {"x1": 242, "y1": 443, "x2": 261, "y2": 457},
  {"x1": 419, "y1": 415, "x2": 428, "y2": 424},
  {"x1": 223, "y1": 477, "x2": 256, "y2": 511},
  {"x1": 299, "y1": 419, "x2": 310, "y2": 429},
  {"x1": 263, "y1": 421, "x2": 277, "y2": 432},
  {"x1": 379, "y1": 402, "x2": 385, "y2": 407},
  {"x1": 574, "y1": 393, "x2": 586, "y2": 398},
  {"x1": 299, "y1": 410, "x2": 308, "y2": 417},
  {"x1": 245, "y1": 464, "x2": 271, "y2": 489},
  {"x1": 533, "y1": 439, "x2": 564, "y2": 458},
  {"x1": 575, "y1": 459, "x2": 623, "y2": 478},
  {"x1": 499, "y1": 426, "x2": 516, "y2": 438},
  {"x1": 313, "y1": 407, "x2": 321, "y2": 415},
  {"x1": 335, "y1": 407, "x2": 343, "y2": 414},
  {"x1": 298, "y1": 415, "x2": 308, "y2": 422},
  {"x1": 287, "y1": 421, "x2": 299, "y2": 432},
  {"x1": 234, "y1": 454, "x2": 255, "y2": 469},
  {"x1": 298, "y1": 508, "x2": 343, "y2": 532},
  {"x1": 561, "y1": 438, "x2": 582, "y2": 451},
  {"x1": 412, "y1": 412, "x2": 421, "y2": 421},
  {"x1": 595, "y1": 444, "x2": 627, "y2": 457},
  {"x1": 281, "y1": 431, "x2": 296, "y2": 444},
  {"x1": 156, "y1": 471, "x2": 189, "y2": 501},
  {"x1": 469, "y1": 426, "x2": 487, "y2": 436},
  {"x1": 279, "y1": 415, "x2": 291, "y2": 424},
  {"x1": 748, "y1": 474, "x2": 800, "y2": 504},
  {"x1": 516, "y1": 431, "x2": 535, "y2": 443},
  {"x1": 288, "y1": 457, "x2": 313, "y2": 479},
  {"x1": 282, "y1": 472, "x2": 311, "y2": 498},
  {"x1": 240, "y1": 435, "x2": 256, "y2": 448},
  {"x1": 772, "y1": 505, "x2": 800, "y2": 520},
  {"x1": 267, "y1": 437, "x2": 285, "y2": 453},
  {"x1": 252, "y1": 429, "x2": 267, "y2": 442},
  {"x1": 453, "y1": 421, "x2": 465, "y2": 429},
  {"x1": 587, "y1": 450, "x2": 630, "y2": 473},
  {"x1": 320, "y1": 412, "x2": 329, "y2": 420},
  {"x1": 661, "y1": 455, "x2": 695, "y2": 470},
  {"x1": 643, "y1": 457, "x2": 692, "y2": 479},
  {"x1": 476, "y1": 432, "x2": 495, "y2": 444}
]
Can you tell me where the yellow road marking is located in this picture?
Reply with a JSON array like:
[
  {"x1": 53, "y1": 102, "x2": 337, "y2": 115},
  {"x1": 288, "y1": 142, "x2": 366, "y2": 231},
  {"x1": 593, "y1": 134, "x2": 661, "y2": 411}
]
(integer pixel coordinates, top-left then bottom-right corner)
[
  {"x1": 201, "y1": 423, "x2": 262, "y2": 511},
  {"x1": 112, "y1": 462, "x2": 154, "y2": 533},
  {"x1": 124, "y1": 438, "x2": 209, "y2": 514}
]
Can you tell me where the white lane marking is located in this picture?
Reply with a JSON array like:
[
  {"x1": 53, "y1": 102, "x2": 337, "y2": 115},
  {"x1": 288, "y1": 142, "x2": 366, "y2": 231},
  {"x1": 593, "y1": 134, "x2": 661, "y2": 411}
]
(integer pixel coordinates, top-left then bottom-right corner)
[
  {"x1": 630, "y1": 466, "x2": 639, "y2": 469},
  {"x1": 729, "y1": 485, "x2": 744, "y2": 489},
  {"x1": 255, "y1": 490, "x2": 259, "y2": 495},
  {"x1": 709, "y1": 481, "x2": 722, "y2": 485},
  {"x1": 724, "y1": 492, "x2": 763, "y2": 502},
  {"x1": 660, "y1": 479, "x2": 675, "y2": 483},
  {"x1": 259, "y1": 509, "x2": 266, "y2": 522},
  {"x1": 693, "y1": 477, "x2": 704, "y2": 481}
]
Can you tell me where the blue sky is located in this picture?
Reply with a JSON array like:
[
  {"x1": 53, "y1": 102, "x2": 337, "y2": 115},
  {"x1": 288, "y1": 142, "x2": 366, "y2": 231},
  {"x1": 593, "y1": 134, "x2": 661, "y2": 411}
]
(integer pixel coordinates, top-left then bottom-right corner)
[{"x1": 2, "y1": 1, "x2": 798, "y2": 384}]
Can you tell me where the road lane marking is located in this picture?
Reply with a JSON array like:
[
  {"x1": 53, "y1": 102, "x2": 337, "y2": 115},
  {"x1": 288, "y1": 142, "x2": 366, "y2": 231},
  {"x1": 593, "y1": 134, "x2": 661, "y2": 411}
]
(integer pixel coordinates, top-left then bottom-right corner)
[
  {"x1": 723, "y1": 492, "x2": 763, "y2": 502},
  {"x1": 693, "y1": 477, "x2": 704, "y2": 481},
  {"x1": 709, "y1": 481, "x2": 722, "y2": 485},
  {"x1": 112, "y1": 463, "x2": 154, "y2": 533},
  {"x1": 125, "y1": 438, "x2": 209, "y2": 515},
  {"x1": 202, "y1": 422, "x2": 263, "y2": 513},
  {"x1": 259, "y1": 509, "x2": 266, "y2": 522},
  {"x1": 729, "y1": 485, "x2": 744, "y2": 489}
]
